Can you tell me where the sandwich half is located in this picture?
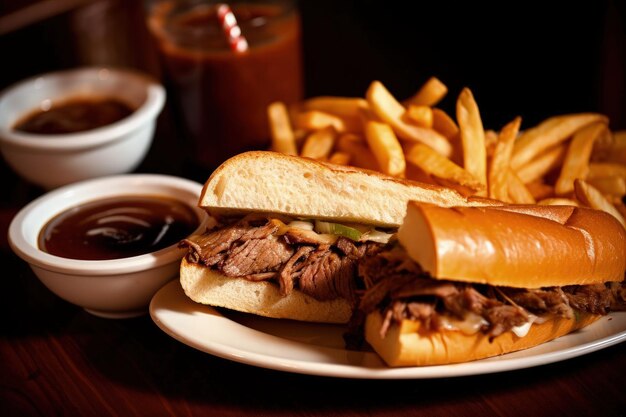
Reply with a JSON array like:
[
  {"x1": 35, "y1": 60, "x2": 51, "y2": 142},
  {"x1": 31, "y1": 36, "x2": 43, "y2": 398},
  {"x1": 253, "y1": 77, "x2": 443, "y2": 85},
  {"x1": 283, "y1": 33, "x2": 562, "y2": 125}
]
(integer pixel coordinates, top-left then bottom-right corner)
[
  {"x1": 179, "y1": 151, "x2": 491, "y2": 324},
  {"x1": 359, "y1": 202, "x2": 626, "y2": 366}
]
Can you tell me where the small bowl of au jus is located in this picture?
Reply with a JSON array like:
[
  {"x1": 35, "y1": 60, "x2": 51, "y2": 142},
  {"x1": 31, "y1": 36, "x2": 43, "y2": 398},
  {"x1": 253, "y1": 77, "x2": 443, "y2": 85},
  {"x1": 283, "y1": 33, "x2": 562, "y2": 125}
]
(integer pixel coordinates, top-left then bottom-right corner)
[
  {"x1": 0, "y1": 67, "x2": 165, "y2": 189},
  {"x1": 8, "y1": 174, "x2": 210, "y2": 318}
]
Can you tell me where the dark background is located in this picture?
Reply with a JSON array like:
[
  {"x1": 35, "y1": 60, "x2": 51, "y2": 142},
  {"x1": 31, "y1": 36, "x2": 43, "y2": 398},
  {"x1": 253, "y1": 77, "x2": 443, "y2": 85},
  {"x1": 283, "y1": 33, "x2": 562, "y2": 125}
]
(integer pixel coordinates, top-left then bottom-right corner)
[
  {"x1": 0, "y1": 0, "x2": 625, "y2": 190},
  {"x1": 299, "y1": 0, "x2": 624, "y2": 130}
]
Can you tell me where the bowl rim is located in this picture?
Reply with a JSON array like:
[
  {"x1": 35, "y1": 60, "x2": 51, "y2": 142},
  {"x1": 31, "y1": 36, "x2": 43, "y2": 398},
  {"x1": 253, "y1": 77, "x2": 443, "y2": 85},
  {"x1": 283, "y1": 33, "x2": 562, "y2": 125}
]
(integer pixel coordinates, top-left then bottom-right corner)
[
  {"x1": 8, "y1": 173, "x2": 208, "y2": 276},
  {"x1": 0, "y1": 66, "x2": 166, "y2": 150}
]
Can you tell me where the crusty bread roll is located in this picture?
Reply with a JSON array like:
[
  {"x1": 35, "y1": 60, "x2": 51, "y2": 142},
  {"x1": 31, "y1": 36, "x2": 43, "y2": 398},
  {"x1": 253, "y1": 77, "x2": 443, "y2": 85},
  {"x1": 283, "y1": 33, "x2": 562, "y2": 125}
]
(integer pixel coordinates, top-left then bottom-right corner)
[
  {"x1": 365, "y1": 203, "x2": 625, "y2": 366},
  {"x1": 180, "y1": 151, "x2": 497, "y2": 324},
  {"x1": 365, "y1": 309, "x2": 601, "y2": 366},
  {"x1": 180, "y1": 259, "x2": 352, "y2": 323},
  {"x1": 199, "y1": 151, "x2": 491, "y2": 227},
  {"x1": 399, "y1": 203, "x2": 626, "y2": 287}
]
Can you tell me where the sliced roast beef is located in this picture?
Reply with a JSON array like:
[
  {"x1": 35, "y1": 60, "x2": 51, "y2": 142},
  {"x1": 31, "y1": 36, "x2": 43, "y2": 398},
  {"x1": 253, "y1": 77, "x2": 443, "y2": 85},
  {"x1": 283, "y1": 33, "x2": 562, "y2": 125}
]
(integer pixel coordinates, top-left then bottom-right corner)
[
  {"x1": 220, "y1": 235, "x2": 294, "y2": 277},
  {"x1": 279, "y1": 246, "x2": 315, "y2": 296},
  {"x1": 298, "y1": 246, "x2": 343, "y2": 301},
  {"x1": 180, "y1": 216, "x2": 383, "y2": 303},
  {"x1": 180, "y1": 222, "x2": 249, "y2": 266}
]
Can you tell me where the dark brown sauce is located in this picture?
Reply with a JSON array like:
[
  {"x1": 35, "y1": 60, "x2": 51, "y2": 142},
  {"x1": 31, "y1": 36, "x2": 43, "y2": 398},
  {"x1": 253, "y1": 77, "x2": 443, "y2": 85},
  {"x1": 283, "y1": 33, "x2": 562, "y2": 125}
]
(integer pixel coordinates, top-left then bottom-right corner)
[
  {"x1": 39, "y1": 196, "x2": 199, "y2": 260},
  {"x1": 14, "y1": 97, "x2": 135, "y2": 134}
]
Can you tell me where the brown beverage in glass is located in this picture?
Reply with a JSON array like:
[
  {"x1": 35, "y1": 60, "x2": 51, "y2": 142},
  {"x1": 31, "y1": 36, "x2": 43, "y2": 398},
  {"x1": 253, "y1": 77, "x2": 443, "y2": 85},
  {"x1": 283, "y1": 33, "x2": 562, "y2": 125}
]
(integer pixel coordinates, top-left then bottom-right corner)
[{"x1": 147, "y1": 0, "x2": 303, "y2": 171}]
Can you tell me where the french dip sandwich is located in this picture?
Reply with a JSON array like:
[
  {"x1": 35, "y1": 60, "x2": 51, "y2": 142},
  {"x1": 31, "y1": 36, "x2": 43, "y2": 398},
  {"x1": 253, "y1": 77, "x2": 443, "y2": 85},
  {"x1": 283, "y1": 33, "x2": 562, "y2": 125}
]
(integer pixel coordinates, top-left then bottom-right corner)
[
  {"x1": 359, "y1": 202, "x2": 626, "y2": 366},
  {"x1": 179, "y1": 151, "x2": 491, "y2": 324}
]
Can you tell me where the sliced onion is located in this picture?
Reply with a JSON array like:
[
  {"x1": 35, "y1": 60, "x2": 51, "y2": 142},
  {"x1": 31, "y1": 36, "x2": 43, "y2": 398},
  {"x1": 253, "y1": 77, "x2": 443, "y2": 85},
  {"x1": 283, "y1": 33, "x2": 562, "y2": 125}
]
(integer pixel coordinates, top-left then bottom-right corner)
[
  {"x1": 361, "y1": 229, "x2": 394, "y2": 244},
  {"x1": 287, "y1": 220, "x2": 314, "y2": 231},
  {"x1": 285, "y1": 227, "x2": 338, "y2": 245}
]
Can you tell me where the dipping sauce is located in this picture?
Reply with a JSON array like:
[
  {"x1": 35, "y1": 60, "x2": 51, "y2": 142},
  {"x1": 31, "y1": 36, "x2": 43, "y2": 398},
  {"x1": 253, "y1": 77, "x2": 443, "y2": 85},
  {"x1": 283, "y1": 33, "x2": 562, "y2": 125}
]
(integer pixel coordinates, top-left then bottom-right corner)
[
  {"x1": 14, "y1": 97, "x2": 135, "y2": 134},
  {"x1": 39, "y1": 196, "x2": 199, "y2": 260}
]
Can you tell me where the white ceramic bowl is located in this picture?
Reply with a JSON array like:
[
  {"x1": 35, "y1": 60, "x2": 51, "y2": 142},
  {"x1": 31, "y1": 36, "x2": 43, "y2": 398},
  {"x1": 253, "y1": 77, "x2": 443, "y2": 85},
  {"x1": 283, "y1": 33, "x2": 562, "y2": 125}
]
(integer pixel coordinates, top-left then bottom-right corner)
[
  {"x1": 8, "y1": 174, "x2": 209, "y2": 319},
  {"x1": 0, "y1": 67, "x2": 166, "y2": 189}
]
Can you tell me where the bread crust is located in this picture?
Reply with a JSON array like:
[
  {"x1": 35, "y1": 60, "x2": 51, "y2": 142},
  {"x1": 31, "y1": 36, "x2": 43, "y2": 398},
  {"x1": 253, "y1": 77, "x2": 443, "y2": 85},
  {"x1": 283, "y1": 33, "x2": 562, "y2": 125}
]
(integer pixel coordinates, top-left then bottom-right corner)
[
  {"x1": 180, "y1": 258, "x2": 353, "y2": 324},
  {"x1": 399, "y1": 203, "x2": 626, "y2": 288},
  {"x1": 365, "y1": 310, "x2": 601, "y2": 366},
  {"x1": 198, "y1": 151, "x2": 495, "y2": 227}
]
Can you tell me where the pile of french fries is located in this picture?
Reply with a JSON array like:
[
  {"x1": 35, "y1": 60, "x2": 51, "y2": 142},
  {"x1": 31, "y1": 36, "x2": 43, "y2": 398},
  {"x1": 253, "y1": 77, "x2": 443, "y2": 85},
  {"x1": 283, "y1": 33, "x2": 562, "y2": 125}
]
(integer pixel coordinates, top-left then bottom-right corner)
[{"x1": 267, "y1": 77, "x2": 626, "y2": 228}]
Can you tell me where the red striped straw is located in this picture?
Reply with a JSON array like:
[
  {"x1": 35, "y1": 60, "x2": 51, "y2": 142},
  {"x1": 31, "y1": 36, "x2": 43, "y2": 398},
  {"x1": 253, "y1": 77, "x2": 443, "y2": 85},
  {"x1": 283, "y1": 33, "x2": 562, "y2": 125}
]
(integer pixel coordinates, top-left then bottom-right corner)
[{"x1": 216, "y1": 3, "x2": 249, "y2": 53}]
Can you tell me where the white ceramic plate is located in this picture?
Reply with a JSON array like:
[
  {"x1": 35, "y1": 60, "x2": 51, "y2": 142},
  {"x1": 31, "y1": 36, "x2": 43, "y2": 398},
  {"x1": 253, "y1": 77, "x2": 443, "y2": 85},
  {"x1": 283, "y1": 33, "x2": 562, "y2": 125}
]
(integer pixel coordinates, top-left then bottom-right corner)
[{"x1": 150, "y1": 280, "x2": 626, "y2": 379}]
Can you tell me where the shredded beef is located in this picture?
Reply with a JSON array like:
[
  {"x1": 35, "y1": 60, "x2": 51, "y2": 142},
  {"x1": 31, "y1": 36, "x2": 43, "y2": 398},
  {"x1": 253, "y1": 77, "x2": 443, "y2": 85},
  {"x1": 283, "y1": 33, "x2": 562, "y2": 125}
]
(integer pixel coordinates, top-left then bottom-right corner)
[
  {"x1": 609, "y1": 282, "x2": 626, "y2": 310},
  {"x1": 394, "y1": 279, "x2": 459, "y2": 300},
  {"x1": 357, "y1": 246, "x2": 626, "y2": 340},
  {"x1": 406, "y1": 302, "x2": 436, "y2": 324},
  {"x1": 502, "y1": 287, "x2": 574, "y2": 319},
  {"x1": 180, "y1": 216, "x2": 382, "y2": 303},
  {"x1": 482, "y1": 305, "x2": 528, "y2": 339},
  {"x1": 358, "y1": 274, "x2": 415, "y2": 314},
  {"x1": 563, "y1": 284, "x2": 613, "y2": 315}
]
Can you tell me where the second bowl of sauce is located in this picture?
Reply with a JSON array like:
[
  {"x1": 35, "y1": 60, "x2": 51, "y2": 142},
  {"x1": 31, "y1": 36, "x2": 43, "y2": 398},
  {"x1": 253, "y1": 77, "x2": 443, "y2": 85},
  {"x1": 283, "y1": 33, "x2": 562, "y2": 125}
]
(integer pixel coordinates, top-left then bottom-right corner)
[
  {"x1": 39, "y1": 195, "x2": 199, "y2": 261},
  {"x1": 14, "y1": 96, "x2": 135, "y2": 135}
]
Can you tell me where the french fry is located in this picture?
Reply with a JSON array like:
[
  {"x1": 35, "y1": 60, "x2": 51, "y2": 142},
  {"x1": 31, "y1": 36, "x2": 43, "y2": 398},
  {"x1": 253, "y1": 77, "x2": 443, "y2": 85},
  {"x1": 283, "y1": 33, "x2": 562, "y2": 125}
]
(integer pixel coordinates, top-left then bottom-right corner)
[
  {"x1": 589, "y1": 127, "x2": 614, "y2": 162},
  {"x1": 302, "y1": 96, "x2": 368, "y2": 118},
  {"x1": 337, "y1": 132, "x2": 365, "y2": 144},
  {"x1": 432, "y1": 108, "x2": 462, "y2": 165},
  {"x1": 555, "y1": 122, "x2": 608, "y2": 195},
  {"x1": 364, "y1": 120, "x2": 406, "y2": 177},
  {"x1": 300, "y1": 126, "x2": 336, "y2": 160},
  {"x1": 295, "y1": 110, "x2": 360, "y2": 133},
  {"x1": 406, "y1": 76, "x2": 448, "y2": 107},
  {"x1": 405, "y1": 105, "x2": 434, "y2": 128},
  {"x1": 484, "y1": 130, "x2": 499, "y2": 158},
  {"x1": 328, "y1": 151, "x2": 351, "y2": 165},
  {"x1": 506, "y1": 169, "x2": 536, "y2": 204},
  {"x1": 432, "y1": 108, "x2": 459, "y2": 140},
  {"x1": 586, "y1": 176, "x2": 626, "y2": 197},
  {"x1": 602, "y1": 130, "x2": 626, "y2": 165},
  {"x1": 405, "y1": 163, "x2": 437, "y2": 184},
  {"x1": 405, "y1": 142, "x2": 484, "y2": 193},
  {"x1": 267, "y1": 101, "x2": 297, "y2": 155},
  {"x1": 293, "y1": 128, "x2": 309, "y2": 148},
  {"x1": 587, "y1": 162, "x2": 626, "y2": 180},
  {"x1": 366, "y1": 81, "x2": 452, "y2": 157},
  {"x1": 456, "y1": 87, "x2": 487, "y2": 195},
  {"x1": 515, "y1": 144, "x2": 567, "y2": 184},
  {"x1": 488, "y1": 116, "x2": 521, "y2": 202},
  {"x1": 268, "y1": 78, "x2": 626, "y2": 221},
  {"x1": 335, "y1": 133, "x2": 380, "y2": 171},
  {"x1": 511, "y1": 113, "x2": 608, "y2": 170},
  {"x1": 526, "y1": 181, "x2": 555, "y2": 201},
  {"x1": 537, "y1": 198, "x2": 579, "y2": 206},
  {"x1": 574, "y1": 179, "x2": 626, "y2": 228}
]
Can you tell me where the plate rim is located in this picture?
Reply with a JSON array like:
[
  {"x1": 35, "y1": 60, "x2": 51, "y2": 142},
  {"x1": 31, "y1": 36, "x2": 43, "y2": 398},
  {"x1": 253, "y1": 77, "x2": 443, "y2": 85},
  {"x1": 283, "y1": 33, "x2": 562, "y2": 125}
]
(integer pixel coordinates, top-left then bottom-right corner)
[{"x1": 149, "y1": 280, "x2": 626, "y2": 379}]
